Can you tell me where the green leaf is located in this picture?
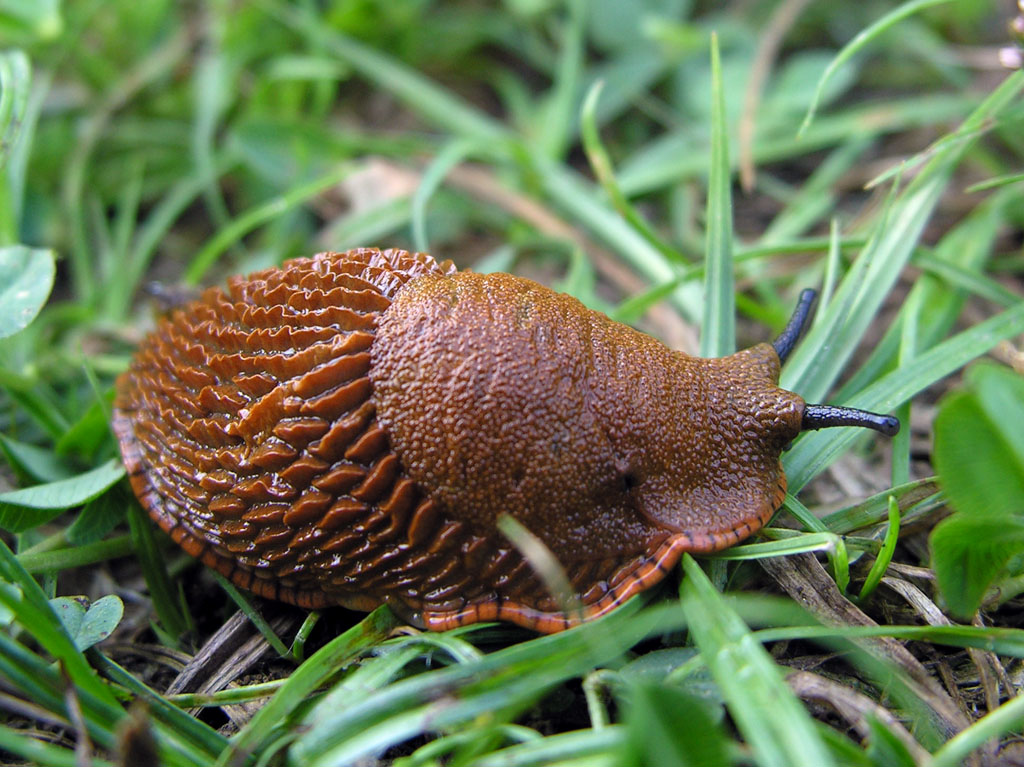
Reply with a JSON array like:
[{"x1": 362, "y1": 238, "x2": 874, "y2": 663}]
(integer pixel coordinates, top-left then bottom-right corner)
[
  {"x1": 67, "y1": 489, "x2": 128, "y2": 546},
  {"x1": 0, "y1": 434, "x2": 75, "y2": 483},
  {"x1": 0, "y1": 458, "x2": 125, "y2": 533},
  {"x1": 969, "y1": 363, "x2": 1024, "y2": 475},
  {"x1": 620, "y1": 683, "x2": 729, "y2": 767},
  {"x1": 50, "y1": 595, "x2": 124, "y2": 651},
  {"x1": 930, "y1": 514, "x2": 1024, "y2": 618},
  {"x1": 54, "y1": 390, "x2": 115, "y2": 460},
  {"x1": 0, "y1": 246, "x2": 56, "y2": 338},
  {"x1": 535, "y1": 0, "x2": 586, "y2": 160},
  {"x1": 933, "y1": 372, "x2": 1024, "y2": 519}
]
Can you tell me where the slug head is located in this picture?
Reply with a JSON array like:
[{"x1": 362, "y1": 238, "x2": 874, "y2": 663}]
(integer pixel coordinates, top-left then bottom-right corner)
[
  {"x1": 575, "y1": 287, "x2": 898, "y2": 548},
  {"x1": 605, "y1": 342, "x2": 802, "y2": 545}
]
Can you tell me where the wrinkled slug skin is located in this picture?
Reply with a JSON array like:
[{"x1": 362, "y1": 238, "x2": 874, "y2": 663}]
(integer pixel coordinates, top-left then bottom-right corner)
[{"x1": 113, "y1": 248, "x2": 805, "y2": 633}]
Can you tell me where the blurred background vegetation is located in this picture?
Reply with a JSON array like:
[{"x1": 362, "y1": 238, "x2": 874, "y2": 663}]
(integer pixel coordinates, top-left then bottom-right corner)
[{"x1": 1, "y1": 1, "x2": 1024, "y2": 765}]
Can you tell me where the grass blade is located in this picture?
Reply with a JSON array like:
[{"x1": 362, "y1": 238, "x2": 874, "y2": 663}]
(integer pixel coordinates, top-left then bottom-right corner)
[
  {"x1": 930, "y1": 693, "x2": 1024, "y2": 767},
  {"x1": 126, "y1": 504, "x2": 192, "y2": 644},
  {"x1": 411, "y1": 137, "x2": 479, "y2": 253},
  {"x1": 184, "y1": 163, "x2": 356, "y2": 285},
  {"x1": 782, "y1": 69, "x2": 1024, "y2": 402},
  {"x1": 680, "y1": 555, "x2": 837, "y2": 767},
  {"x1": 536, "y1": 0, "x2": 586, "y2": 160},
  {"x1": 268, "y1": 1, "x2": 505, "y2": 143},
  {"x1": 798, "y1": 0, "x2": 955, "y2": 135},
  {"x1": 0, "y1": 540, "x2": 123, "y2": 715},
  {"x1": 223, "y1": 605, "x2": 401, "y2": 764},
  {"x1": 856, "y1": 496, "x2": 901, "y2": 602},
  {"x1": 0, "y1": 50, "x2": 32, "y2": 244},
  {"x1": 580, "y1": 80, "x2": 680, "y2": 264},
  {"x1": 700, "y1": 33, "x2": 735, "y2": 358}
]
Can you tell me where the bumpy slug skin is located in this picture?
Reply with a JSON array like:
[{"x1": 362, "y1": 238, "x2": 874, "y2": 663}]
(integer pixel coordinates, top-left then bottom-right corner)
[{"x1": 113, "y1": 248, "x2": 804, "y2": 633}]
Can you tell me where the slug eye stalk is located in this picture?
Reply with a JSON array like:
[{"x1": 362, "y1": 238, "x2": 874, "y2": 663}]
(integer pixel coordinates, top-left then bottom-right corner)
[
  {"x1": 773, "y1": 288, "x2": 818, "y2": 363},
  {"x1": 802, "y1": 404, "x2": 900, "y2": 437},
  {"x1": 771, "y1": 288, "x2": 900, "y2": 438}
]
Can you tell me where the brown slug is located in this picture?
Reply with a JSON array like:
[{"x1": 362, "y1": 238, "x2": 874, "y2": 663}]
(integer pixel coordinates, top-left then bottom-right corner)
[{"x1": 113, "y1": 247, "x2": 898, "y2": 633}]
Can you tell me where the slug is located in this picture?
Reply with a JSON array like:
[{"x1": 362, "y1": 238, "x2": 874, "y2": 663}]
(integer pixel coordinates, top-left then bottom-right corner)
[{"x1": 113, "y1": 248, "x2": 898, "y2": 633}]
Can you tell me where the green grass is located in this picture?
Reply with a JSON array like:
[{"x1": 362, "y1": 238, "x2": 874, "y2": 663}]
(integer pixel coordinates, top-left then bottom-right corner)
[{"x1": 2, "y1": 1, "x2": 1024, "y2": 765}]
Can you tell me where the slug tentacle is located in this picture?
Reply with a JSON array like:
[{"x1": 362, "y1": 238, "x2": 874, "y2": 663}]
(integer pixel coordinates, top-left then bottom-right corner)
[
  {"x1": 801, "y1": 404, "x2": 900, "y2": 436},
  {"x1": 114, "y1": 248, "x2": 899, "y2": 634},
  {"x1": 772, "y1": 288, "x2": 817, "y2": 363}
]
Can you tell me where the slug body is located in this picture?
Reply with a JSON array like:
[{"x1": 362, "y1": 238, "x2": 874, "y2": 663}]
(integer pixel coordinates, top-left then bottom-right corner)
[{"x1": 113, "y1": 248, "x2": 889, "y2": 633}]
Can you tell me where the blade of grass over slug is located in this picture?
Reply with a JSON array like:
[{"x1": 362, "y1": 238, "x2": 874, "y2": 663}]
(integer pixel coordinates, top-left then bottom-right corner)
[
  {"x1": 798, "y1": 0, "x2": 956, "y2": 136},
  {"x1": 781, "y1": 69, "x2": 1024, "y2": 403},
  {"x1": 680, "y1": 555, "x2": 837, "y2": 767},
  {"x1": 786, "y1": 301, "x2": 1024, "y2": 491},
  {"x1": 700, "y1": 33, "x2": 735, "y2": 358},
  {"x1": 498, "y1": 514, "x2": 582, "y2": 623}
]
